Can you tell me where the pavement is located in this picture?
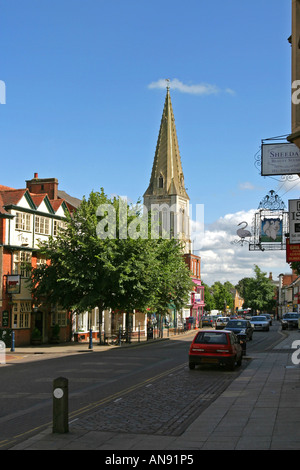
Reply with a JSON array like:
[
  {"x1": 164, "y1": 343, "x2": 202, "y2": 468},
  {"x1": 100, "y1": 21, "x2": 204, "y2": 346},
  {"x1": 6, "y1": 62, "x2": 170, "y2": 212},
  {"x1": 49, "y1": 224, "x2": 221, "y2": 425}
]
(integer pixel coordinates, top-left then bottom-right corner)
[{"x1": 4, "y1": 326, "x2": 300, "y2": 451}]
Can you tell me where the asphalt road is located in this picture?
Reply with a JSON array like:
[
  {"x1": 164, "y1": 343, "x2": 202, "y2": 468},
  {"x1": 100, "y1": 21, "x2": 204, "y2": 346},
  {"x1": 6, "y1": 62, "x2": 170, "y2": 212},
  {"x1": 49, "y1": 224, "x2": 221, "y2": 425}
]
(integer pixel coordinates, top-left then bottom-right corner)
[{"x1": 0, "y1": 322, "x2": 284, "y2": 449}]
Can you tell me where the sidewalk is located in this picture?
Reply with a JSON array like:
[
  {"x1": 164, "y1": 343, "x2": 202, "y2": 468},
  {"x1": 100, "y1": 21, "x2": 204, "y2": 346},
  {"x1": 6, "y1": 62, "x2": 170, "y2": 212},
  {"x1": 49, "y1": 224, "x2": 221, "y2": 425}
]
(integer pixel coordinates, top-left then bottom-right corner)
[{"x1": 8, "y1": 328, "x2": 300, "y2": 450}]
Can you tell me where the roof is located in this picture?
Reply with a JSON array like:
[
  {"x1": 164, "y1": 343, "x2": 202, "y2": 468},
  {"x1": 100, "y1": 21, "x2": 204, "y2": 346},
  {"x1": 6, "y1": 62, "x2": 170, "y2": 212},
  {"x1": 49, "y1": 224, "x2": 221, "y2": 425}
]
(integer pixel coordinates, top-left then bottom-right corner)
[
  {"x1": 0, "y1": 188, "x2": 28, "y2": 213},
  {"x1": 144, "y1": 88, "x2": 189, "y2": 200},
  {"x1": 0, "y1": 184, "x2": 72, "y2": 217},
  {"x1": 57, "y1": 190, "x2": 81, "y2": 209}
]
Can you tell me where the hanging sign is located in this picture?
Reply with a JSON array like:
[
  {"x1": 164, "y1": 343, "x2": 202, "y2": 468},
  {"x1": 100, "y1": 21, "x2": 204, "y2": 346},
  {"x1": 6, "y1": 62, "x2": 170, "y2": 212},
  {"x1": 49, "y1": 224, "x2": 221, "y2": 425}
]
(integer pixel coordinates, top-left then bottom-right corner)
[
  {"x1": 289, "y1": 199, "x2": 300, "y2": 244},
  {"x1": 6, "y1": 275, "x2": 21, "y2": 294},
  {"x1": 261, "y1": 143, "x2": 300, "y2": 176},
  {"x1": 286, "y1": 238, "x2": 300, "y2": 262}
]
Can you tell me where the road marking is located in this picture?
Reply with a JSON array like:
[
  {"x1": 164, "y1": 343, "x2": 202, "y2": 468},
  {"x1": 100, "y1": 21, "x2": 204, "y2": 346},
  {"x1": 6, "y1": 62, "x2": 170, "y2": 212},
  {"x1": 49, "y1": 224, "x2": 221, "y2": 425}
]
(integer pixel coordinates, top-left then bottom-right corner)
[{"x1": 1, "y1": 362, "x2": 186, "y2": 448}]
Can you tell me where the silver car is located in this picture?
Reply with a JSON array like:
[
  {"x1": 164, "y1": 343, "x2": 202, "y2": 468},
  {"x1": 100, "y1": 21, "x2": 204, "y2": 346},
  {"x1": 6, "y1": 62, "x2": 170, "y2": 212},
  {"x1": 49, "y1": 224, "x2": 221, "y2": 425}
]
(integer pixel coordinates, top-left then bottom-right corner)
[
  {"x1": 215, "y1": 317, "x2": 229, "y2": 330},
  {"x1": 250, "y1": 316, "x2": 269, "y2": 331}
]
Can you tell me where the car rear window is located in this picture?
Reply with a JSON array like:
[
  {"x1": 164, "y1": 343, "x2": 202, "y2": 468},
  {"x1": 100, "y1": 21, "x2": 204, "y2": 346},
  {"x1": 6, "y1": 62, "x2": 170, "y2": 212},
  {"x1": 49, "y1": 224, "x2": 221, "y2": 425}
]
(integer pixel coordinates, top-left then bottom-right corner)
[
  {"x1": 284, "y1": 314, "x2": 298, "y2": 319},
  {"x1": 194, "y1": 332, "x2": 228, "y2": 345},
  {"x1": 226, "y1": 320, "x2": 246, "y2": 327}
]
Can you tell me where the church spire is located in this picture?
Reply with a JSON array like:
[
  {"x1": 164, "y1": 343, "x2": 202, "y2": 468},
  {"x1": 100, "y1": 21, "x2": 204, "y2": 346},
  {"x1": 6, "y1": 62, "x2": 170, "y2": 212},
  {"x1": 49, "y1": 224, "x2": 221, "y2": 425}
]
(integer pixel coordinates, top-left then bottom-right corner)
[
  {"x1": 143, "y1": 83, "x2": 191, "y2": 253},
  {"x1": 143, "y1": 85, "x2": 189, "y2": 200}
]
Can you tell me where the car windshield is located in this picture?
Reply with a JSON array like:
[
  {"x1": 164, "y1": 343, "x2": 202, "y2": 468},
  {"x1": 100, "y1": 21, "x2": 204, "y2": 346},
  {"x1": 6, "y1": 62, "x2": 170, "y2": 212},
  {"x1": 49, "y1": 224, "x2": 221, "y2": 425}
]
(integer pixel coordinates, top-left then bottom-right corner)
[
  {"x1": 194, "y1": 332, "x2": 228, "y2": 345},
  {"x1": 251, "y1": 316, "x2": 267, "y2": 321},
  {"x1": 283, "y1": 313, "x2": 298, "y2": 318},
  {"x1": 226, "y1": 320, "x2": 246, "y2": 327}
]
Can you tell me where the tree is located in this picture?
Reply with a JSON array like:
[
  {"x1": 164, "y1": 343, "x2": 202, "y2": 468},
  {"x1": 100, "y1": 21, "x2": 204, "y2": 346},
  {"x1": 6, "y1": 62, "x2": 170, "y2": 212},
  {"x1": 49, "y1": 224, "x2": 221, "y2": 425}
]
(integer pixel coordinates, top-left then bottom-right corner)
[
  {"x1": 236, "y1": 265, "x2": 276, "y2": 313},
  {"x1": 202, "y1": 282, "x2": 215, "y2": 312},
  {"x1": 31, "y1": 188, "x2": 194, "y2": 338},
  {"x1": 148, "y1": 239, "x2": 194, "y2": 329},
  {"x1": 210, "y1": 281, "x2": 234, "y2": 312},
  {"x1": 31, "y1": 189, "x2": 117, "y2": 339}
]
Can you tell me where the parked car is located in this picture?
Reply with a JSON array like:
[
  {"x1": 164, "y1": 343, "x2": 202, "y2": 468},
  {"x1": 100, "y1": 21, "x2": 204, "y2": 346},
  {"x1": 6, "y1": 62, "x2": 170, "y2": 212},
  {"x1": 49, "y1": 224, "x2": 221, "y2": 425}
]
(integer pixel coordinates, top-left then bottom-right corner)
[
  {"x1": 225, "y1": 319, "x2": 254, "y2": 341},
  {"x1": 250, "y1": 316, "x2": 269, "y2": 331},
  {"x1": 201, "y1": 316, "x2": 214, "y2": 328},
  {"x1": 188, "y1": 329, "x2": 242, "y2": 370},
  {"x1": 262, "y1": 313, "x2": 272, "y2": 325},
  {"x1": 281, "y1": 312, "x2": 300, "y2": 330},
  {"x1": 215, "y1": 317, "x2": 229, "y2": 330}
]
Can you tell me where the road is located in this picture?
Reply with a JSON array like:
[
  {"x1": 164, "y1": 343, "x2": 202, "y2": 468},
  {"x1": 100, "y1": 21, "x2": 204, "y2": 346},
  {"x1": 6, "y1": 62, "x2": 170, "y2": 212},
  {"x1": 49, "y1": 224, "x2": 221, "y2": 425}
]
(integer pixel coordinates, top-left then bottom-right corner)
[{"x1": 0, "y1": 321, "x2": 284, "y2": 449}]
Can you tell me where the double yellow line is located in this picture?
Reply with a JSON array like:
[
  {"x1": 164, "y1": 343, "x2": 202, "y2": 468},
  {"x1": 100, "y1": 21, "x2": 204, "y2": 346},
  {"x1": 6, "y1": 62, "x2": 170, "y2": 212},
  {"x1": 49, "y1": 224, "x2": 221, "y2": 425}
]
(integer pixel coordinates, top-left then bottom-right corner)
[{"x1": 0, "y1": 362, "x2": 186, "y2": 449}]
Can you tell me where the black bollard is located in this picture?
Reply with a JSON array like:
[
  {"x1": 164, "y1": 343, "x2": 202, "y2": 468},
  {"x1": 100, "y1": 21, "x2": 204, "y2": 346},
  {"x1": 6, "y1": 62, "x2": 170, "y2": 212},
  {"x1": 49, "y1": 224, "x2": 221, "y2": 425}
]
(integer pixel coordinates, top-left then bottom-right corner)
[{"x1": 53, "y1": 377, "x2": 69, "y2": 433}]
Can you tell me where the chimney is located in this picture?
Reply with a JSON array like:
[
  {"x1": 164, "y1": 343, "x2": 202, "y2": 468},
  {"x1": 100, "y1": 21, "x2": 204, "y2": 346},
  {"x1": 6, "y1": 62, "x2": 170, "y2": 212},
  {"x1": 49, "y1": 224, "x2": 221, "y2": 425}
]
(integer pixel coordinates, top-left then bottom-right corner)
[{"x1": 26, "y1": 173, "x2": 58, "y2": 200}]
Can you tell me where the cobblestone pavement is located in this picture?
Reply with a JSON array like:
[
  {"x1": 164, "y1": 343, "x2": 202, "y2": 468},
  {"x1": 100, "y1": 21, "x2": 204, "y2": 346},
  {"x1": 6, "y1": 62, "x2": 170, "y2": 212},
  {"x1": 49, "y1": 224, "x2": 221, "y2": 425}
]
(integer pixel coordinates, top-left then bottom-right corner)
[{"x1": 72, "y1": 363, "x2": 245, "y2": 436}]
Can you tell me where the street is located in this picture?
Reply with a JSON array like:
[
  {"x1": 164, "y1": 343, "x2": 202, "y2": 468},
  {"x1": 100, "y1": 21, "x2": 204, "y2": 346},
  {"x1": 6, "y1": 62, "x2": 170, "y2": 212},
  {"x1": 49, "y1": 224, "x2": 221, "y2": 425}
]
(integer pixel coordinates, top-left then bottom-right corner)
[{"x1": 0, "y1": 322, "x2": 284, "y2": 450}]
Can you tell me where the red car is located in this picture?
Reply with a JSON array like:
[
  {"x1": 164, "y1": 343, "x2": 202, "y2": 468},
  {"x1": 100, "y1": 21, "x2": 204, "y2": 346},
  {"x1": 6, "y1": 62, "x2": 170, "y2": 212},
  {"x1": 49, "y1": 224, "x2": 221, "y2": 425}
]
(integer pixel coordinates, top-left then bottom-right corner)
[{"x1": 188, "y1": 329, "x2": 242, "y2": 371}]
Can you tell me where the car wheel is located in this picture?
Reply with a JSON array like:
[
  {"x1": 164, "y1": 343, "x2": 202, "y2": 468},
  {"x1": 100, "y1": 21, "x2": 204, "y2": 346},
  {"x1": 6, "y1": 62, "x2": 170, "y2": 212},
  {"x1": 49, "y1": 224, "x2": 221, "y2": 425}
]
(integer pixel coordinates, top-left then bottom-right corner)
[
  {"x1": 189, "y1": 362, "x2": 195, "y2": 370},
  {"x1": 228, "y1": 358, "x2": 235, "y2": 371},
  {"x1": 237, "y1": 355, "x2": 242, "y2": 367}
]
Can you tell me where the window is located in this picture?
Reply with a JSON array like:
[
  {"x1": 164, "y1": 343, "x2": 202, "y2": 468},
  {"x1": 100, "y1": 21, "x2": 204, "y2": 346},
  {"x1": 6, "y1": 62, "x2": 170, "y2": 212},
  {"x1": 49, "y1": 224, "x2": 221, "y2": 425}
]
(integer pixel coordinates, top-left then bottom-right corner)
[
  {"x1": 15, "y1": 212, "x2": 31, "y2": 231},
  {"x1": 53, "y1": 220, "x2": 66, "y2": 236},
  {"x1": 35, "y1": 216, "x2": 50, "y2": 235},
  {"x1": 12, "y1": 301, "x2": 31, "y2": 328},
  {"x1": 14, "y1": 251, "x2": 32, "y2": 277},
  {"x1": 51, "y1": 310, "x2": 67, "y2": 327},
  {"x1": 158, "y1": 175, "x2": 164, "y2": 188}
]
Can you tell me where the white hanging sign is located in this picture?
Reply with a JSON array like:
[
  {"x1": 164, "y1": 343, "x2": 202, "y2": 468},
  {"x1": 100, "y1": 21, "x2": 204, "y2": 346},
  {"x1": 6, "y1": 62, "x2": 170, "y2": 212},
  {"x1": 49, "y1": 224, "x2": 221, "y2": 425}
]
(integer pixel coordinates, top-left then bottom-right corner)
[{"x1": 261, "y1": 143, "x2": 300, "y2": 176}]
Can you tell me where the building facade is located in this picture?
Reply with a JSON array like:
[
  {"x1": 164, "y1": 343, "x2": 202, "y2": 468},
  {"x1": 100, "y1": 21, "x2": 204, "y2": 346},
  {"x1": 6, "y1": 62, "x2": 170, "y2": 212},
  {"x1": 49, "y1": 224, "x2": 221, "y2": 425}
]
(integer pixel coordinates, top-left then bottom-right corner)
[
  {"x1": 183, "y1": 253, "x2": 205, "y2": 327},
  {"x1": 0, "y1": 174, "x2": 74, "y2": 346},
  {"x1": 288, "y1": 0, "x2": 300, "y2": 149}
]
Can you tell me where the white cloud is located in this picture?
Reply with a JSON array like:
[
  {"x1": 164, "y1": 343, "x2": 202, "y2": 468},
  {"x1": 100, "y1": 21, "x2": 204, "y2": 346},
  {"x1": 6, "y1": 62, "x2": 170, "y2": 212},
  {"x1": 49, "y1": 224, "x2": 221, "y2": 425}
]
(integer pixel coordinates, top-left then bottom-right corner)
[
  {"x1": 148, "y1": 78, "x2": 233, "y2": 96},
  {"x1": 191, "y1": 209, "x2": 289, "y2": 286},
  {"x1": 238, "y1": 182, "x2": 256, "y2": 191}
]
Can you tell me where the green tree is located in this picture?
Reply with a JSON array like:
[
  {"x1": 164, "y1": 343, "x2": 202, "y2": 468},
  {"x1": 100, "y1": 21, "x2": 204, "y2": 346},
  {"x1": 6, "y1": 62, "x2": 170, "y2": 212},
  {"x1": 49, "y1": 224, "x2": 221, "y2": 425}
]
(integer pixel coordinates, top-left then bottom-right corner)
[
  {"x1": 31, "y1": 189, "x2": 117, "y2": 339},
  {"x1": 148, "y1": 239, "x2": 194, "y2": 329},
  {"x1": 202, "y1": 282, "x2": 215, "y2": 312},
  {"x1": 236, "y1": 265, "x2": 275, "y2": 313},
  {"x1": 210, "y1": 281, "x2": 234, "y2": 312},
  {"x1": 31, "y1": 188, "x2": 194, "y2": 338}
]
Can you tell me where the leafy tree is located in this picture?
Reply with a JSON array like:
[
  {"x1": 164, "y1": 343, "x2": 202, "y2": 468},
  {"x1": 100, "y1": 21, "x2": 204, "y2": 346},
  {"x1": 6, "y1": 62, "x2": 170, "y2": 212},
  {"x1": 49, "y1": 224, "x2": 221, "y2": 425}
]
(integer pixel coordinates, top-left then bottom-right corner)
[
  {"x1": 235, "y1": 277, "x2": 253, "y2": 309},
  {"x1": 148, "y1": 239, "x2": 194, "y2": 328},
  {"x1": 210, "y1": 281, "x2": 234, "y2": 312},
  {"x1": 31, "y1": 188, "x2": 194, "y2": 338},
  {"x1": 31, "y1": 189, "x2": 117, "y2": 339},
  {"x1": 236, "y1": 265, "x2": 275, "y2": 313},
  {"x1": 202, "y1": 282, "x2": 215, "y2": 312}
]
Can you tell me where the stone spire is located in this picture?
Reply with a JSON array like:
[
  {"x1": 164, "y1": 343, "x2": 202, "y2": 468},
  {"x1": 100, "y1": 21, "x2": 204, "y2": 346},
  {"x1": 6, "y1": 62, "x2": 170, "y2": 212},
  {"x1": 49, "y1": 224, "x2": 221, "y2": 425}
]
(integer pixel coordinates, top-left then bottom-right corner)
[
  {"x1": 143, "y1": 84, "x2": 191, "y2": 253},
  {"x1": 144, "y1": 86, "x2": 189, "y2": 200}
]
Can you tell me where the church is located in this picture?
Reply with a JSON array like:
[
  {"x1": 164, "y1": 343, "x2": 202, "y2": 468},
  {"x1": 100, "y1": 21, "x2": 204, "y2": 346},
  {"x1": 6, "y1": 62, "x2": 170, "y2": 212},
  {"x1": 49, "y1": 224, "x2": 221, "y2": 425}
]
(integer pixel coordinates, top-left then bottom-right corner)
[{"x1": 143, "y1": 84, "x2": 205, "y2": 328}]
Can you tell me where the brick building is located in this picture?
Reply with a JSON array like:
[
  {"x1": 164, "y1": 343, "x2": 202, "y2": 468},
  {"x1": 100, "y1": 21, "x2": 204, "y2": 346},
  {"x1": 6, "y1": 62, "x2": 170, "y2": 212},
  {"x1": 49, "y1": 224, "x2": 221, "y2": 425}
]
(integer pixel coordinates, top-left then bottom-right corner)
[{"x1": 0, "y1": 173, "x2": 79, "y2": 346}]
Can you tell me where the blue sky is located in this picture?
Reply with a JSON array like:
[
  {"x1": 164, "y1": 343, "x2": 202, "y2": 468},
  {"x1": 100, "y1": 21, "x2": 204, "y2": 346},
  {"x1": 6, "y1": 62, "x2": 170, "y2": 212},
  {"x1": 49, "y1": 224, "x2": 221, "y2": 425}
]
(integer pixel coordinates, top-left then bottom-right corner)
[{"x1": 1, "y1": 0, "x2": 297, "y2": 285}]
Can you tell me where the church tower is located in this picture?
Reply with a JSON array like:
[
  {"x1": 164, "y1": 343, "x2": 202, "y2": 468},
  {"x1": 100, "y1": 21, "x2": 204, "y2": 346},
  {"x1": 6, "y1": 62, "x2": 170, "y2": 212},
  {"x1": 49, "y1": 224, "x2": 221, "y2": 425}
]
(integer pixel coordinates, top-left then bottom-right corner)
[{"x1": 143, "y1": 84, "x2": 191, "y2": 253}]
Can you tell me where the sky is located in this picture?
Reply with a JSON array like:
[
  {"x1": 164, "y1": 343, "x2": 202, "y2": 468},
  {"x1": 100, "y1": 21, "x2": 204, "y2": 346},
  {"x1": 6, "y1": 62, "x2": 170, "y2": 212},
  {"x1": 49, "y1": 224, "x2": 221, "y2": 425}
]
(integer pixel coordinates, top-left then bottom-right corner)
[{"x1": 0, "y1": 0, "x2": 298, "y2": 286}]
